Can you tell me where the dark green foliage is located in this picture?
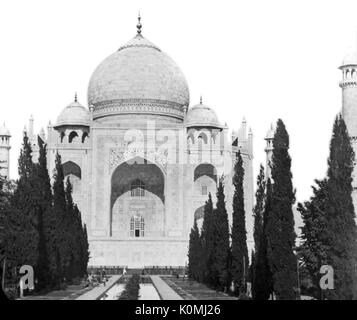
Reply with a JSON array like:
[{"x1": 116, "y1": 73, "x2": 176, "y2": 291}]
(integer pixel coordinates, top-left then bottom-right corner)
[
  {"x1": 118, "y1": 275, "x2": 140, "y2": 300},
  {"x1": 323, "y1": 116, "x2": 357, "y2": 300},
  {"x1": 297, "y1": 179, "x2": 328, "y2": 299},
  {"x1": 212, "y1": 177, "x2": 230, "y2": 291},
  {"x1": 253, "y1": 178, "x2": 273, "y2": 300},
  {"x1": 188, "y1": 219, "x2": 201, "y2": 281},
  {"x1": 231, "y1": 151, "x2": 249, "y2": 295},
  {"x1": 266, "y1": 119, "x2": 297, "y2": 300}
]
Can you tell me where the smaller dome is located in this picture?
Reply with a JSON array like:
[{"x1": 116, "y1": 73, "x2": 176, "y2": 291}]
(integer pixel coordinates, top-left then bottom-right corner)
[
  {"x1": 342, "y1": 50, "x2": 357, "y2": 66},
  {"x1": 55, "y1": 97, "x2": 91, "y2": 127},
  {"x1": 0, "y1": 123, "x2": 10, "y2": 136},
  {"x1": 185, "y1": 101, "x2": 222, "y2": 128}
]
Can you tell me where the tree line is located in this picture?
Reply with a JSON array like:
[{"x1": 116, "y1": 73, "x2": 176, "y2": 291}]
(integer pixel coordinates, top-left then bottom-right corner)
[
  {"x1": 0, "y1": 132, "x2": 89, "y2": 296},
  {"x1": 189, "y1": 116, "x2": 357, "y2": 300},
  {"x1": 188, "y1": 148, "x2": 249, "y2": 297},
  {"x1": 296, "y1": 116, "x2": 357, "y2": 300}
]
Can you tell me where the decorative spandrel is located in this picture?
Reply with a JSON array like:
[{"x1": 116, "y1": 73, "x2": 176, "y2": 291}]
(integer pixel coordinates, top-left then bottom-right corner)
[{"x1": 109, "y1": 143, "x2": 168, "y2": 173}]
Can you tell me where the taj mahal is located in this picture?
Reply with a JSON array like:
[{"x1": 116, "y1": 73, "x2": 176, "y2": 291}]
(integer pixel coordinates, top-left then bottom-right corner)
[
  {"x1": 2, "y1": 16, "x2": 357, "y2": 268},
  {"x1": 1, "y1": 16, "x2": 254, "y2": 267}
]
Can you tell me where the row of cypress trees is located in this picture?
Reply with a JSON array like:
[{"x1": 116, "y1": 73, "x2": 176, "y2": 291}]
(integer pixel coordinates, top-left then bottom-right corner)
[
  {"x1": 251, "y1": 116, "x2": 357, "y2": 300},
  {"x1": 297, "y1": 116, "x2": 357, "y2": 300},
  {"x1": 188, "y1": 150, "x2": 249, "y2": 296},
  {"x1": 188, "y1": 118, "x2": 299, "y2": 299},
  {"x1": 250, "y1": 119, "x2": 297, "y2": 300},
  {"x1": 1, "y1": 132, "x2": 89, "y2": 292}
]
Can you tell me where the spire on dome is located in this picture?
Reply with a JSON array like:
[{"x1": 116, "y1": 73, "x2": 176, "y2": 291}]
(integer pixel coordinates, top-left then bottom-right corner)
[
  {"x1": 200, "y1": 95, "x2": 202, "y2": 105},
  {"x1": 137, "y1": 12, "x2": 142, "y2": 35},
  {"x1": 74, "y1": 92, "x2": 78, "y2": 102}
]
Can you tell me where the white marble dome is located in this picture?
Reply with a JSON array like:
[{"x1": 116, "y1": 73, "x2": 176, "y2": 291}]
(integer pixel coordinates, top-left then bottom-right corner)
[
  {"x1": 55, "y1": 98, "x2": 91, "y2": 127},
  {"x1": 185, "y1": 101, "x2": 222, "y2": 128},
  {"x1": 88, "y1": 33, "x2": 190, "y2": 116}
]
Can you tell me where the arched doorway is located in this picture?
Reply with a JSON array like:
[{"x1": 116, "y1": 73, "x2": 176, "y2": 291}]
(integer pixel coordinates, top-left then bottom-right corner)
[{"x1": 110, "y1": 157, "x2": 165, "y2": 237}]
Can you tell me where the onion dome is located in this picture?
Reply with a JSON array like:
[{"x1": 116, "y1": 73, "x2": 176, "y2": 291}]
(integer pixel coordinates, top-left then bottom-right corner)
[{"x1": 87, "y1": 15, "x2": 189, "y2": 121}]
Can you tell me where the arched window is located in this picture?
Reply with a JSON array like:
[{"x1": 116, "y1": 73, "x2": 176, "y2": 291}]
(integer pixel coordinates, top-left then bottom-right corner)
[
  {"x1": 68, "y1": 131, "x2": 78, "y2": 143},
  {"x1": 198, "y1": 132, "x2": 208, "y2": 144},
  {"x1": 60, "y1": 132, "x2": 65, "y2": 143},
  {"x1": 130, "y1": 216, "x2": 144, "y2": 237},
  {"x1": 82, "y1": 132, "x2": 89, "y2": 143},
  {"x1": 187, "y1": 134, "x2": 194, "y2": 146},
  {"x1": 346, "y1": 69, "x2": 350, "y2": 79},
  {"x1": 130, "y1": 179, "x2": 145, "y2": 197}
]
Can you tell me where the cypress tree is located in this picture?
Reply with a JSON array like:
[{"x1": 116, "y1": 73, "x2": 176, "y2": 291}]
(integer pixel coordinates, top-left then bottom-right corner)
[
  {"x1": 324, "y1": 116, "x2": 357, "y2": 300},
  {"x1": 52, "y1": 152, "x2": 68, "y2": 282},
  {"x1": 188, "y1": 219, "x2": 201, "y2": 281},
  {"x1": 253, "y1": 165, "x2": 265, "y2": 255},
  {"x1": 6, "y1": 132, "x2": 39, "y2": 275},
  {"x1": 254, "y1": 178, "x2": 273, "y2": 300},
  {"x1": 212, "y1": 177, "x2": 230, "y2": 291},
  {"x1": 231, "y1": 151, "x2": 249, "y2": 295},
  {"x1": 266, "y1": 119, "x2": 297, "y2": 300},
  {"x1": 0, "y1": 176, "x2": 10, "y2": 298},
  {"x1": 201, "y1": 193, "x2": 215, "y2": 287},
  {"x1": 65, "y1": 177, "x2": 77, "y2": 280},
  {"x1": 297, "y1": 179, "x2": 328, "y2": 299},
  {"x1": 81, "y1": 222, "x2": 89, "y2": 276},
  {"x1": 34, "y1": 136, "x2": 52, "y2": 290},
  {"x1": 251, "y1": 165, "x2": 266, "y2": 298}
]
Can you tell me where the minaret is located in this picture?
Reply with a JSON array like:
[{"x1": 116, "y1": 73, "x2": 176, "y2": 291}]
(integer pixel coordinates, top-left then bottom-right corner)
[
  {"x1": 0, "y1": 123, "x2": 11, "y2": 180},
  {"x1": 340, "y1": 50, "x2": 357, "y2": 209},
  {"x1": 264, "y1": 124, "x2": 274, "y2": 180}
]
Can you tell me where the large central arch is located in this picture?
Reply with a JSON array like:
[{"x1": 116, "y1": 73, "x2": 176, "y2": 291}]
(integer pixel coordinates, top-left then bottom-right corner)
[{"x1": 110, "y1": 156, "x2": 165, "y2": 237}]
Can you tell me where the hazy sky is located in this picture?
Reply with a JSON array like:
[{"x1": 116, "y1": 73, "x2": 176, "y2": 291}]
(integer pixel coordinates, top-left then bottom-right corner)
[{"x1": 1, "y1": 0, "x2": 357, "y2": 203}]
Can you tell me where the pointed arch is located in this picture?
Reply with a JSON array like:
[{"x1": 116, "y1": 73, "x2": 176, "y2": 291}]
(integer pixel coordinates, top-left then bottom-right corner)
[
  {"x1": 82, "y1": 131, "x2": 89, "y2": 143},
  {"x1": 111, "y1": 156, "x2": 165, "y2": 208},
  {"x1": 194, "y1": 205, "x2": 205, "y2": 221},
  {"x1": 62, "y1": 160, "x2": 81, "y2": 179},
  {"x1": 68, "y1": 131, "x2": 79, "y2": 143},
  {"x1": 194, "y1": 163, "x2": 217, "y2": 183}
]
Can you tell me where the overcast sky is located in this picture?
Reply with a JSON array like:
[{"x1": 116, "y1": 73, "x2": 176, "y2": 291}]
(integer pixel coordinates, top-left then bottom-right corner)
[{"x1": 1, "y1": 0, "x2": 357, "y2": 203}]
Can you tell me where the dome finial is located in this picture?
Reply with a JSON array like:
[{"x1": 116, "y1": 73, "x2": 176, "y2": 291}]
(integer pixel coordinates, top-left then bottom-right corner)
[
  {"x1": 74, "y1": 92, "x2": 78, "y2": 102},
  {"x1": 200, "y1": 95, "x2": 202, "y2": 105},
  {"x1": 137, "y1": 11, "x2": 142, "y2": 35}
]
